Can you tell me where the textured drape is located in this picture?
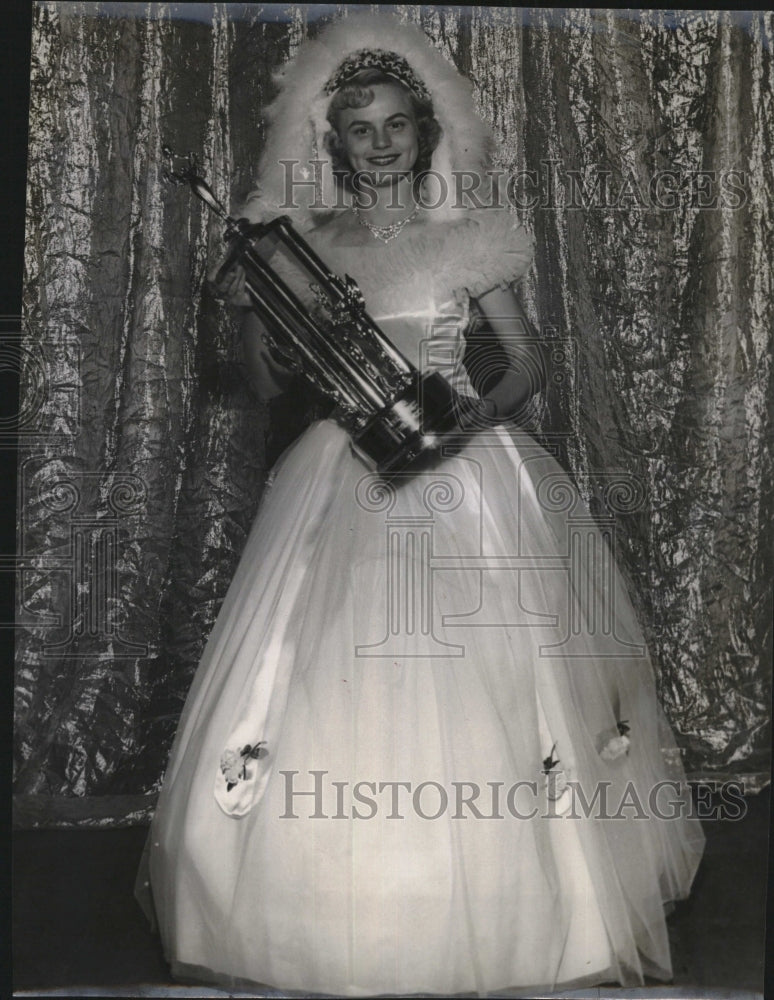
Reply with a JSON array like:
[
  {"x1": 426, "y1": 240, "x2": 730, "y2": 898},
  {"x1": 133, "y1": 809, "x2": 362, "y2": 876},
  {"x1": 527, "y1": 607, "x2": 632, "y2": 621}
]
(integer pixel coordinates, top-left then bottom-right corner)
[{"x1": 15, "y1": 3, "x2": 773, "y2": 826}]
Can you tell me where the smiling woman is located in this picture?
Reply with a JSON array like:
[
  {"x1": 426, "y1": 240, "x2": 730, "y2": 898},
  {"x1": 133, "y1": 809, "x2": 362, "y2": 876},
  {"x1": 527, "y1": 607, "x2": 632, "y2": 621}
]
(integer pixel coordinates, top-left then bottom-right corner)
[
  {"x1": 138, "y1": 12, "x2": 705, "y2": 998},
  {"x1": 330, "y1": 79, "x2": 424, "y2": 239},
  {"x1": 325, "y1": 68, "x2": 433, "y2": 202}
]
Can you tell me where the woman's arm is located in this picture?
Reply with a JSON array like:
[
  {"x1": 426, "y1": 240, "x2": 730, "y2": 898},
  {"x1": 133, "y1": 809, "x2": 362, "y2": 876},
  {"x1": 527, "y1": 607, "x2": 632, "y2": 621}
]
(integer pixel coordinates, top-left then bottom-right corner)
[{"x1": 473, "y1": 284, "x2": 545, "y2": 420}]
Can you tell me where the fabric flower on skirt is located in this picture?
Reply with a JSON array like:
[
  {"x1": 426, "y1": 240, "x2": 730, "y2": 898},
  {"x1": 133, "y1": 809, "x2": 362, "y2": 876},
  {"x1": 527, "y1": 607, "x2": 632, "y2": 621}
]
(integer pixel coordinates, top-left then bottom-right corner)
[{"x1": 596, "y1": 721, "x2": 631, "y2": 763}]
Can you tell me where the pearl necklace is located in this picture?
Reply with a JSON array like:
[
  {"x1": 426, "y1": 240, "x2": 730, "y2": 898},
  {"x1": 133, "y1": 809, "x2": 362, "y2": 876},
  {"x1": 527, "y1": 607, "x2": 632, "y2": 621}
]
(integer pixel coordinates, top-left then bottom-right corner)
[{"x1": 352, "y1": 203, "x2": 420, "y2": 244}]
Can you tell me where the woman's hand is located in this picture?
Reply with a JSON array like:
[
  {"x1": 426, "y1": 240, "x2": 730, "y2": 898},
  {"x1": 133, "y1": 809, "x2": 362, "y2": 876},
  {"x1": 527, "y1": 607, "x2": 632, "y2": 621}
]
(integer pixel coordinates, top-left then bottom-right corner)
[
  {"x1": 481, "y1": 367, "x2": 532, "y2": 422},
  {"x1": 207, "y1": 261, "x2": 252, "y2": 309},
  {"x1": 455, "y1": 394, "x2": 497, "y2": 432}
]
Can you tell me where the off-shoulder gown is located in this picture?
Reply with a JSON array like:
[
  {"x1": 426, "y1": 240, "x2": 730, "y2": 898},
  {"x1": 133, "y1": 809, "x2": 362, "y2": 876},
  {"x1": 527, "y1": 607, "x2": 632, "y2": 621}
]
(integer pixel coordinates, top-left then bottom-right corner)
[{"x1": 138, "y1": 210, "x2": 704, "y2": 997}]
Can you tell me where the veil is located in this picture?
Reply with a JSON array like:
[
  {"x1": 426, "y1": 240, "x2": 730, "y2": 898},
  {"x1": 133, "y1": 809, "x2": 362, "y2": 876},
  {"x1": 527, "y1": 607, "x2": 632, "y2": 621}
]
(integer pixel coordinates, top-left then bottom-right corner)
[{"x1": 239, "y1": 11, "x2": 496, "y2": 227}]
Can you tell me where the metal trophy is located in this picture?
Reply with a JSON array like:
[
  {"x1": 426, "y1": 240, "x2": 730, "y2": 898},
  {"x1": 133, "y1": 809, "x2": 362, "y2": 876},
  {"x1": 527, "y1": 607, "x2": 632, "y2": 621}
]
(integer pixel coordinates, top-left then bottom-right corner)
[{"x1": 163, "y1": 149, "x2": 465, "y2": 479}]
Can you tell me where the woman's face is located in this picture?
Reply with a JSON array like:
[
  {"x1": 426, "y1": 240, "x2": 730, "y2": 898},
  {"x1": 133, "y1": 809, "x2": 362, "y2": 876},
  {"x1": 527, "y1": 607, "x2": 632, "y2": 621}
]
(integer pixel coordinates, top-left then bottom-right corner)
[{"x1": 335, "y1": 82, "x2": 420, "y2": 188}]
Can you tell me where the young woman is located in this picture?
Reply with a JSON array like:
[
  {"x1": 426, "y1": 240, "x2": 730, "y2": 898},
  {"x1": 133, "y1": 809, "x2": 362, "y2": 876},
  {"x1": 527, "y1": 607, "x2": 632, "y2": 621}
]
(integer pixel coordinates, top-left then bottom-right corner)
[{"x1": 139, "y1": 14, "x2": 704, "y2": 996}]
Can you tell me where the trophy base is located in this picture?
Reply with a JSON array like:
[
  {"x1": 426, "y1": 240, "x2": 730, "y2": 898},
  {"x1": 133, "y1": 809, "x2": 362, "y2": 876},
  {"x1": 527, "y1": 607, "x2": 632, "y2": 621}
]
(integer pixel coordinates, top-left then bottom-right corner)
[{"x1": 351, "y1": 372, "x2": 464, "y2": 480}]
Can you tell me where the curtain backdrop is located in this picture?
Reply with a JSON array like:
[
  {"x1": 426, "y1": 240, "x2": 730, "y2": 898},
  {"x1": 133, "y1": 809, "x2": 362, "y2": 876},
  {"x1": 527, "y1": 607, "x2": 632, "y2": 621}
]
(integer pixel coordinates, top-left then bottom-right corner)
[{"x1": 15, "y1": 3, "x2": 773, "y2": 826}]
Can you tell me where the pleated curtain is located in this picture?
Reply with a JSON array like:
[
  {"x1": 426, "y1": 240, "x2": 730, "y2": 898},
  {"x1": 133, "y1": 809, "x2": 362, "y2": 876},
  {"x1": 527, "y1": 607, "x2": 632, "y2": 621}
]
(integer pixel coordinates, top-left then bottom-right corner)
[{"x1": 15, "y1": 3, "x2": 773, "y2": 826}]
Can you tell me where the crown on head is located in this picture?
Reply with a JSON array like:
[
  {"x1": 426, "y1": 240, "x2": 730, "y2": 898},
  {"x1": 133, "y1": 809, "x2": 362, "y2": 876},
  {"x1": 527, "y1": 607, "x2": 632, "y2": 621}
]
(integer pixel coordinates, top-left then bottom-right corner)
[{"x1": 324, "y1": 48, "x2": 432, "y2": 103}]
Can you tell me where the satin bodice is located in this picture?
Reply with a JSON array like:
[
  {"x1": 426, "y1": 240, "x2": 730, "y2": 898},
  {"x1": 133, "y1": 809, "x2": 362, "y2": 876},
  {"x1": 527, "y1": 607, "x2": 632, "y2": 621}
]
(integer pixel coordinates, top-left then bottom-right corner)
[{"x1": 284, "y1": 218, "x2": 486, "y2": 396}]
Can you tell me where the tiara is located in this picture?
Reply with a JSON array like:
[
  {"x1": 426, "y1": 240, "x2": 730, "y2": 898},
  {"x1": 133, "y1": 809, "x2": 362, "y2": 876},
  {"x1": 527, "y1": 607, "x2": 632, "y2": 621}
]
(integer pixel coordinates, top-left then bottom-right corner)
[{"x1": 323, "y1": 48, "x2": 432, "y2": 103}]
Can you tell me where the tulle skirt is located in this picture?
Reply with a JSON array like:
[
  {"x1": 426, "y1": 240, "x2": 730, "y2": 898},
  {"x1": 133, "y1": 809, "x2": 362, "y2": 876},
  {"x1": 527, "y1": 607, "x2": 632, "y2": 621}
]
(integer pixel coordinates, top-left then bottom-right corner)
[{"x1": 139, "y1": 419, "x2": 704, "y2": 997}]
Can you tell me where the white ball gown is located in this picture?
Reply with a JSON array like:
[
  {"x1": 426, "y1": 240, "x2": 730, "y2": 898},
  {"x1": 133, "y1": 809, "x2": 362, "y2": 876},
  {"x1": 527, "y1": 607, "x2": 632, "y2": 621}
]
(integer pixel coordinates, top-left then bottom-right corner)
[{"x1": 138, "y1": 208, "x2": 704, "y2": 997}]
